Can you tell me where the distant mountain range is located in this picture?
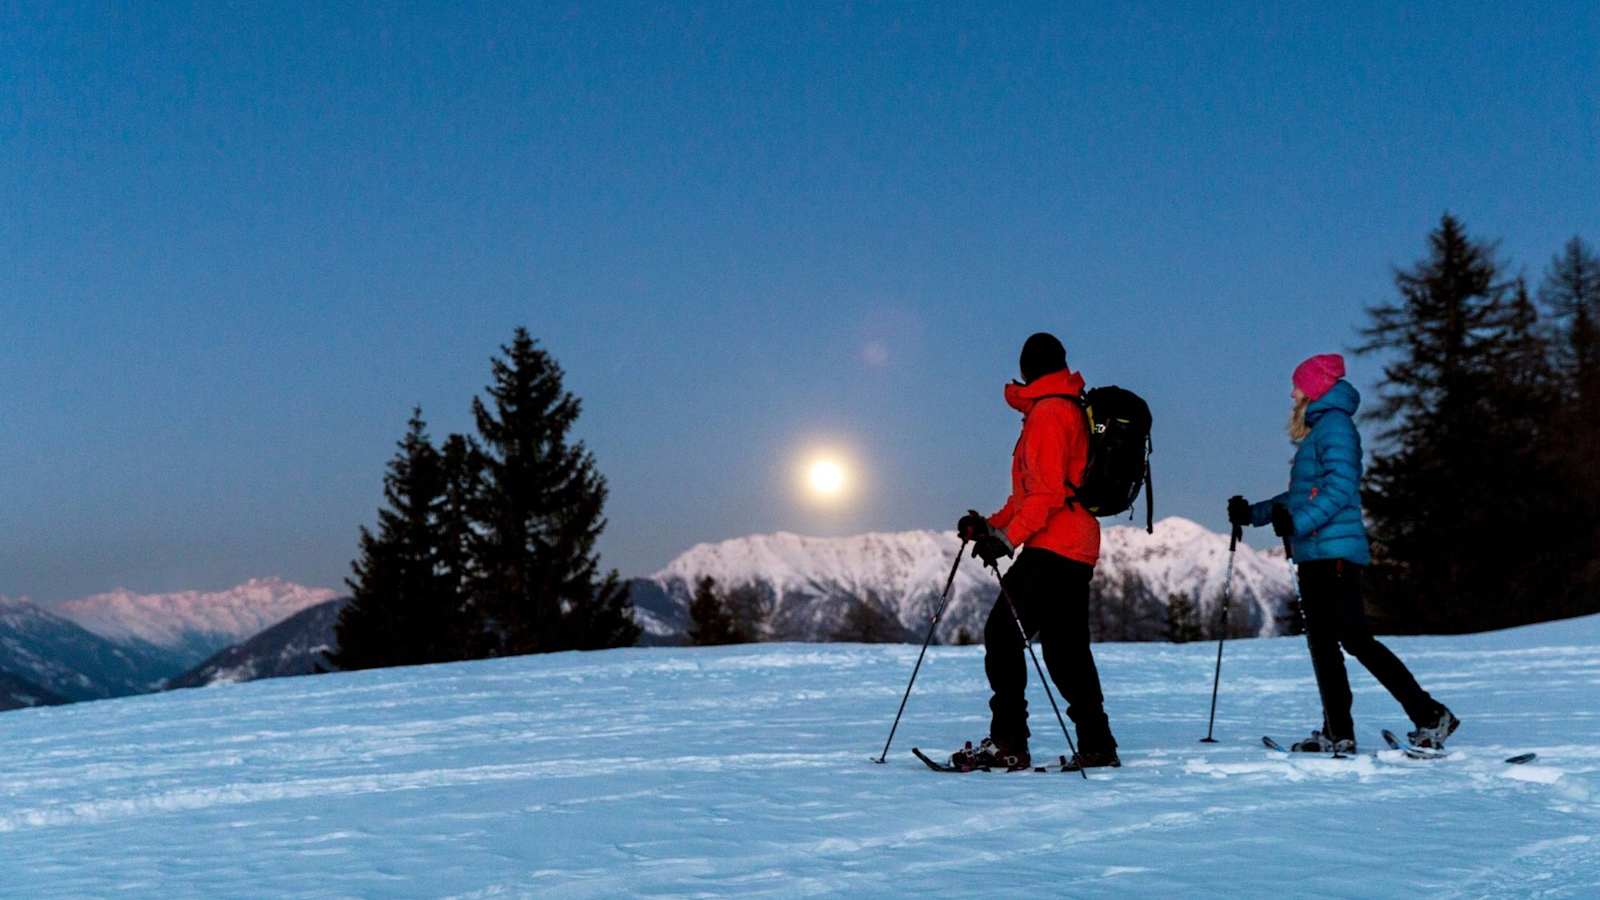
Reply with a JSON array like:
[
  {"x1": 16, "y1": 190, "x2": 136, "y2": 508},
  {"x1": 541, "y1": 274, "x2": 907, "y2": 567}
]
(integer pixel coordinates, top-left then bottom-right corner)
[
  {"x1": 167, "y1": 598, "x2": 347, "y2": 690},
  {"x1": 0, "y1": 597, "x2": 178, "y2": 701},
  {"x1": 1, "y1": 519, "x2": 1297, "y2": 713},
  {"x1": 628, "y1": 518, "x2": 1295, "y2": 645},
  {"x1": 54, "y1": 577, "x2": 339, "y2": 669},
  {"x1": 0, "y1": 579, "x2": 339, "y2": 710}
]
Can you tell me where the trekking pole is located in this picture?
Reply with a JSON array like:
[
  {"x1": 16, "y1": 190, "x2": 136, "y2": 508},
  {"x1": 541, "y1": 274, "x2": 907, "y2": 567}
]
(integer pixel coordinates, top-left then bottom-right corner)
[
  {"x1": 1200, "y1": 524, "x2": 1244, "y2": 743},
  {"x1": 873, "y1": 539, "x2": 968, "y2": 764},
  {"x1": 990, "y1": 563, "x2": 1087, "y2": 779}
]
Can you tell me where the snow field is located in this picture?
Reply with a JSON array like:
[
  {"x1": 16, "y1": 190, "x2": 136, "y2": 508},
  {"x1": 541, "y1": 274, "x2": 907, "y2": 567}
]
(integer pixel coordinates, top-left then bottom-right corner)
[{"x1": 3, "y1": 615, "x2": 1599, "y2": 897}]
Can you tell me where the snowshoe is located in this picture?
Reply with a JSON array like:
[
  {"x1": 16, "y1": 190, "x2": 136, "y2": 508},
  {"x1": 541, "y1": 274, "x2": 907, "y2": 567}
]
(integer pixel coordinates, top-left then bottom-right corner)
[
  {"x1": 1407, "y1": 709, "x2": 1460, "y2": 750},
  {"x1": 949, "y1": 737, "x2": 1030, "y2": 771},
  {"x1": 1289, "y1": 730, "x2": 1356, "y2": 755},
  {"x1": 1062, "y1": 749, "x2": 1121, "y2": 772}
]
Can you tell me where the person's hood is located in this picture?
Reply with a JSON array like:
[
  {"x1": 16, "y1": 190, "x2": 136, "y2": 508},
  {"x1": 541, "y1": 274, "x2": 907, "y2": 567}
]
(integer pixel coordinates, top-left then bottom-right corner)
[
  {"x1": 1004, "y1": 368, "x2": 1086, "y2": 414},
  {"x1": 1307, "y1": 379, "x2": 1360, "y2": 421}
]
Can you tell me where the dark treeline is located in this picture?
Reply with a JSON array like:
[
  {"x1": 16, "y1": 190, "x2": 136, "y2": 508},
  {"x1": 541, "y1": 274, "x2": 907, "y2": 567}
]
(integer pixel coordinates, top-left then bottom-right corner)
[
  {"x1": 1089, "y1": 570, "x2": 1259, "y2": 644},
  {"x1": 685, "y1": 568, "x2": 1261, "y2": 647},
  {"x1": 1358, "y1": 216, "x2": 1600, "y2": 634},
  {"x1": 332, "y1": 329, "x2": 639, "y2": 671},
  {"x1": 687, "y1": 577, "x2": 912, "y2": 645}
]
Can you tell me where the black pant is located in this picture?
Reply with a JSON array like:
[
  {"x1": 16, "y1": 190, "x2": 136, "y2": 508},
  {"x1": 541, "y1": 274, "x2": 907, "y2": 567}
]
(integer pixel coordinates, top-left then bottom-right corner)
[
  {"x1": 983, "y1": 548, "x2": 1116, "y2": 753},
  {"x1": 1299, "y1": 560, "x2": 1443, "y2": 740}
]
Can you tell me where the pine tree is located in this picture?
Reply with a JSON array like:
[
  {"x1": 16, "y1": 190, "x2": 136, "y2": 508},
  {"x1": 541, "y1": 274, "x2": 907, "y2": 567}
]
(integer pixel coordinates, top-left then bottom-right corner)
[
  {"x1": 1275, "y1": 595, "x2": 1305, "y2": 637},
  {"x1": 470, "y1": 329, "x2": 639, "y2": 655},
  {"x1": 1356, "y1": 215, "x2": 1514, "y2": 631},
  {"x1": 721, "y1": 584, "x2": 769, "y2": 642},
  {"x1": 1493, "y1": 280, "x2": 1557, "y2": 405},
  {"x1": 831, "y1": 598, "x2": 900, "y2": 643},
  {"x1": 1164, "y1": 593, "x2": 1203, "y2": 643},
  {"x1": 435, "y1": 433, "x2": 482, "y2": 652},
  {"x1": 333, "y1": 409, "x2": 461, "y2": 670},
  {"x1": 1539, "y1": 236, "x2": 1600, "y2": 401},
  {"x1": 687, "y1": 576, "x2": 741, "y2": 646},
  {"x1": 1538, "y1": 238, "x2": 1600, "y2": 618}
]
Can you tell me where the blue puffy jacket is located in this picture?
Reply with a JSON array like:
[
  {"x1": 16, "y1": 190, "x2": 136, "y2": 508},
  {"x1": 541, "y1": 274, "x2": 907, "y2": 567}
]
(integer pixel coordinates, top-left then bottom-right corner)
[{"x1": 1250, "y1": 379, "x2": 1371, "y2": 565}]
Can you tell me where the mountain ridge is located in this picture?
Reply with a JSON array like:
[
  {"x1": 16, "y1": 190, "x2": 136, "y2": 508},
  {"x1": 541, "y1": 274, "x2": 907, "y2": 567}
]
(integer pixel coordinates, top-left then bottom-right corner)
[
  {"x1": 53, "y1": 577, "x2": 340, "y2": 668},
  {"x1": 166, "y1": 598, "x2": 349, "y2": 690},
  {"x1": 630, "y1": 517, "x2": 1295, "y2": 644}
]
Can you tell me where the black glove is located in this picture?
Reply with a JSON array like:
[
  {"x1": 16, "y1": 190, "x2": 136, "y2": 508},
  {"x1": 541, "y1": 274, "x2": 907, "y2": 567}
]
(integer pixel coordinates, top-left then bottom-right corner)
[
  {"x1": 1270, "y1": 503, "x2": 1295, "y2": 538},
  {"x1": 973, "y1": 530, "x2": 1014, "y2": 566},
  {"x1": 1227, "y1": 495, "x2": 1252, "y2": 528},
  {"x1": 956, "y1": 510, "x2": 990, "y2": 542}
]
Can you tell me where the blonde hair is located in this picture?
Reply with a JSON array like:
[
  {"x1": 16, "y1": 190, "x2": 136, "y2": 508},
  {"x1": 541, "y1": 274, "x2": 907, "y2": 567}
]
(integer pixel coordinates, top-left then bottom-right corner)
[{"x1": 1288, "y1": 393, "x2": 1312, "y2": 443}]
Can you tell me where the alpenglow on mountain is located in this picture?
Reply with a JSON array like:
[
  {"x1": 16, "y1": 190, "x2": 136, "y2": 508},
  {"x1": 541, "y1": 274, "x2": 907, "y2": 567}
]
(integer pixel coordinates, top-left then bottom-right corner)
[
  {"x1": 53, "y1": 577, "x2": 340, "y2": 668},
  {"x1": 0, "y1": 596, "x2": 179, "y2": 701},
  {"x1": 628, "y1": 517, "x2": 1295, "y2": 644},
  {"x1": 2, "y1": 579, "x2": 342, "y2": 708}
]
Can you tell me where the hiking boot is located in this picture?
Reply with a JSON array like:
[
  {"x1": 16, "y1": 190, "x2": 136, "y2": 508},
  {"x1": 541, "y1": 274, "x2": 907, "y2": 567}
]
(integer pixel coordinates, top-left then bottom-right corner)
[
  {"x1": 1407, "y1": 708, "x2": 1460, "y2": 750},
  {"x1": 949, "y1": 737, "x2": 1031, "y2": 771},
  {"x1": 1290, "y1": 730, "x2": 1356, "y2": 754},
  {"x1": 1063, "y1": 749, "x2": 1121, "y2": 771}
]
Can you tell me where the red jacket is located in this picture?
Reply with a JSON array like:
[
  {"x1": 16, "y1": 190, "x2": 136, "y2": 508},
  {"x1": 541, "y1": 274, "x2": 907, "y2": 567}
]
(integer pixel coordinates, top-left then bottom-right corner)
[{"x1": 987, "y1": 369, "x2": 1101, "y2": 566}]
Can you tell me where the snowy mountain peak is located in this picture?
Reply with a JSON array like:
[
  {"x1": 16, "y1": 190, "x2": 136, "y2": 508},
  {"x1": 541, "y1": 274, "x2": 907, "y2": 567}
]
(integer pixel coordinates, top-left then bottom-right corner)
[
  {"x1": 636, "y1": 518, "x2": 1295, "y2": 644},
  {"x1": 53, "y1": 578, "x2": 340, "y2": 661}
]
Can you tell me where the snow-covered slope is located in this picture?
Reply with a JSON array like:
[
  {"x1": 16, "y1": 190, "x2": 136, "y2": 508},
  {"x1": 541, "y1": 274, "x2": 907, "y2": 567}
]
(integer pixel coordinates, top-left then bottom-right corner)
[
  {"x1": 0, "y1": 597, "x2": 181, "y2": 701},
  {"x1": 166, "y1": 598, "x2": 348, "y2": 690},
  {"x1": 633, "y1": 518, "x2": 1293, "y2": 644},
  {"x1": 54, "y1": 578, "x2": 339, "y2": 667},
  {"x1": 2, "y1": 615, "x2": 1596, "y2": 895}
]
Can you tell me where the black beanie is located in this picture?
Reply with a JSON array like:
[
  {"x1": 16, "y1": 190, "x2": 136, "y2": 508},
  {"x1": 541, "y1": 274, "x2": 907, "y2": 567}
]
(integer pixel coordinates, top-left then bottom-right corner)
[{"x1": 1019, "y1": 332, "x2": 1067, "y2": 384}]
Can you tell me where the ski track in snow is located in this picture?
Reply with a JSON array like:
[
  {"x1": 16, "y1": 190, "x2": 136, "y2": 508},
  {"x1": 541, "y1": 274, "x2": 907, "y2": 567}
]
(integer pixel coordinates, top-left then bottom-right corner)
[{"x1": 3, "y1": 618, "x2": 1600, "y2": 896}]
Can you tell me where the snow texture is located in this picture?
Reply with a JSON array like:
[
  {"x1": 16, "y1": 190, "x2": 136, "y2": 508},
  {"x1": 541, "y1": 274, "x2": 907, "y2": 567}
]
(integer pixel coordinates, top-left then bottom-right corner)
[
  {"x1": 636, "y1": 517, "x2": 1293, "y2": 643},
  {"x1": 3, "y1": 611, "x2": 1598, "y2": 896}
]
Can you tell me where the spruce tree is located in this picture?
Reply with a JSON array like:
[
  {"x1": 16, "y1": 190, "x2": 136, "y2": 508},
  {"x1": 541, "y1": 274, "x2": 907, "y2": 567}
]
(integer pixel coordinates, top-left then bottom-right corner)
[
  {"x1": 1356, "y1": 215, "x2": 1514, "y2": 631},
  {"x1": 435, "y1": 433, "x2": 482, "y2": 652},
  {"x1": 1539, "y1": 238, "x2": 1600, "y2": 618},
  {"x1": 687, "y1": 576, "x2": 740, "y2": 646},
  {"x1": 1165, "y1": 593, "x2": 1202, "y2": 643},
  {"x1": 1275, "y1": 595, "x2": 1305, "y2": 637},
  {"x1": 721, "y1": 584, "x2": 769, "y2": 642},
  {"x1": 470, "y1": 328, "x2": 639, "y2": 654},
  {"x1": 333, "y1": 409, "x2": 459, "y2": 669},
  {"x1": 1539, "y1": 236, "x2": 1600, "y2": 400},
  {"x1": 831, "y1": 599, "x2": 900, "y2": 643}
]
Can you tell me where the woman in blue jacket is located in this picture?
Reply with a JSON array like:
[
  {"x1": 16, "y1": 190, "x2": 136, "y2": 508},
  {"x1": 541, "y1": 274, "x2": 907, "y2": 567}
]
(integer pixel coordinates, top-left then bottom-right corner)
[{"x1": 1229, "y1": 354, "x2": 1456, "y2": 753}]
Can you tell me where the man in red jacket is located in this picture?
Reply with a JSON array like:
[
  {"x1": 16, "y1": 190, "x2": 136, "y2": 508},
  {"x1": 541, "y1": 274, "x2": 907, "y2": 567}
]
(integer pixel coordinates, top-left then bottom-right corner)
[{"x1": 952, "y1": 333, "x2": 1120, "y2": 772}]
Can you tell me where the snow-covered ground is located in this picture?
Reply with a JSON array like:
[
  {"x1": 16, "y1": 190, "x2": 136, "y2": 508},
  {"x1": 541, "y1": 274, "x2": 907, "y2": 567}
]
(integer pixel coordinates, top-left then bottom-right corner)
[{"x1": 3, "y1": 615, "x2": 1599, "y2": 897}]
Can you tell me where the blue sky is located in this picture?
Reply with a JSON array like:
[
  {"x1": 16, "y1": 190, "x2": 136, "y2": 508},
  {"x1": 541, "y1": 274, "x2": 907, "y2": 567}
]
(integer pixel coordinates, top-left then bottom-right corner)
[{"x1": 3, "y1": 2, "x2": 1596, "y2": 601}]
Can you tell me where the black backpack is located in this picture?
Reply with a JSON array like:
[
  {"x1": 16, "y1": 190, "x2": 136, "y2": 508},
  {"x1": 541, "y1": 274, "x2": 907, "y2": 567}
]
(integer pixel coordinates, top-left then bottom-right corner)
[{"x1": 1048, "y1": 386, "x2": 1154, "y2": 533}]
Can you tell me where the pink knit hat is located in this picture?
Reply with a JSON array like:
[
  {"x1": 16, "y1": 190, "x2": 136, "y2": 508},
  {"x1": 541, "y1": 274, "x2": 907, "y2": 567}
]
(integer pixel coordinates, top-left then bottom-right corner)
[
  {"x1": 1292, "y1": 352, "x2": 1344, "y2": 397},
  {"x1": 1292, "y1": 354, "x2": 1345, "y2": 400}
]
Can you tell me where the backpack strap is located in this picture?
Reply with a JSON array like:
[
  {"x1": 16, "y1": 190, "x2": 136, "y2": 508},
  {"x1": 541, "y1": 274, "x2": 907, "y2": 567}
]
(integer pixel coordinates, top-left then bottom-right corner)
[
  {"x1": 1143, "y1": 457, "x2": 1154, "y2": 534},
  {"x1": 1033, "y1": 393, "x2": 1090, "y2": 506}
]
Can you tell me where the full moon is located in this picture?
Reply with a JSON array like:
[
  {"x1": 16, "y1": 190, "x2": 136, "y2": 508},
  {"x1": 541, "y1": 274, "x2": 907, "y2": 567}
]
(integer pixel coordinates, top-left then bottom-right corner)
[{"x1": 806, "y1": 458, "x2": 848, "y2": 499}]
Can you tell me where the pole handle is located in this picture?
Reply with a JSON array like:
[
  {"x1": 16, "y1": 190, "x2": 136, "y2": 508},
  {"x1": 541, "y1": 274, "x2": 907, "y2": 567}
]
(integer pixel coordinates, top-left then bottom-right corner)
[
  {"x1": 1281, "y1": 535, "x2": 1293, "y2": 561},
  {"x1": 1229, "y1": 524, "x2": 1242, "y2": 552}
]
